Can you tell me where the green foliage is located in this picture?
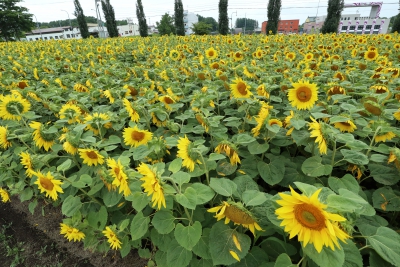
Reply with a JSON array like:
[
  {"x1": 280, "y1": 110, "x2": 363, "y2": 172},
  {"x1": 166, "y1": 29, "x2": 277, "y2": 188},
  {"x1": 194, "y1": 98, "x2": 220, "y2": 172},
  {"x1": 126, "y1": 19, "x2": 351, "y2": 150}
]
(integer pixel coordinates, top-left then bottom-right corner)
[
  {"x1": 174, "y1": 0, "x2": 185, "y2": 36},
  {"x1": 218, "y1": 0, "x2": 229, "y2": 35},
  {"x1": 73, "y1": 0, "x2": 89, "y2": 38},
  {"x1": 197, "y1": 15, "x2": 218, "y2": 32},
  {"x1": 101, "y1": 0, "x2": 119, "y2": 38},
  {"x1": 266, "y1": 0, "x2": 281, "y2": 34},
  {"x1": 136, "y1": 0, "x2": 148, "y2": 37},
  {"x1": 321, "y1": 0, "x2": 344, "y2": 33},
  {"x1": 392, "y1": 14, "x2": 400, "y2": 33},
  {"x1": 235, "y1": 18, "x2": 259, "y2": 33},
  {"x1": 0, "y1": 0, "x2": 34, "y2": 41},
  {"x1": 156, "y1": 13, "x2": 175, "y2": 35},
  {"x1": 191, "y1": 21, "x2": 212, "y2": 35}
]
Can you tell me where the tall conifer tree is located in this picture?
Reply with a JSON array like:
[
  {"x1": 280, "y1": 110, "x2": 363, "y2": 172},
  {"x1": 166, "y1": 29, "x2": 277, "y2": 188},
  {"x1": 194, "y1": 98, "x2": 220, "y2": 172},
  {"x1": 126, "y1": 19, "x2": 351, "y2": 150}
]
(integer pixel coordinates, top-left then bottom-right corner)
[
  {"x1": 392, "y1": 14, "x2": 400, "y2": 33},
  {"x1": 74, "y1": 0, "x2": 89, "y2": 38},
  {"x1": 174, "y1": 0, "x2": 185, "y2": 36},
  {"x1": 136, "y1": 0, "x2": 148, "y2": 37},
  {"x1": 101, "y1": 0, "x2": 118, "y2": 37},
  {"x1": 218, "y1": 0, "x2": 229, "y2": 35},
  {"x1": 0, "y1": 0, "x2": 34, "y2": 41},
  {"x1": 321, "y1": 0, "x2": 344, "y2": 33},
  {"x1": 266, "y1": 0, "x2": 281, "y2": 34}
]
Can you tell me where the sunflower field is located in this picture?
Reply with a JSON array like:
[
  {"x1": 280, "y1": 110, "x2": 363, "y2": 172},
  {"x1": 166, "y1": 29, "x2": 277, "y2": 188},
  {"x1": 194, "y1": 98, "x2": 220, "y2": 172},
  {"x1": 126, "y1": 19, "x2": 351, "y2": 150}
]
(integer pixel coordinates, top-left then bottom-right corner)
[{"x1": 0, "y1": 33, "x2": 400, "y2": 267}]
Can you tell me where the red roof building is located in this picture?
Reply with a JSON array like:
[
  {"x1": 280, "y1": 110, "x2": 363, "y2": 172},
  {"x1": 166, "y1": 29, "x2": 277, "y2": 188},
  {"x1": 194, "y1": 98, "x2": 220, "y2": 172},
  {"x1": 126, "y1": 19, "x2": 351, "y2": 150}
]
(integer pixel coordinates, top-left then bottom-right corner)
[{"x1": 261, "y1": 19, "x2": 300, "y2": 34}]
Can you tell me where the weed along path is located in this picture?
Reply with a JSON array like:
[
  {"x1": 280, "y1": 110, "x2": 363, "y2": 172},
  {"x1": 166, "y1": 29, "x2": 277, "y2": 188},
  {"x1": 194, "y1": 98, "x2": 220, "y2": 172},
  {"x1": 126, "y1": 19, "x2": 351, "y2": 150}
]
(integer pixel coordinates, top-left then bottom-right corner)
[{"x1": 0, "y1": 198, "x2": 147, "y2": 267}]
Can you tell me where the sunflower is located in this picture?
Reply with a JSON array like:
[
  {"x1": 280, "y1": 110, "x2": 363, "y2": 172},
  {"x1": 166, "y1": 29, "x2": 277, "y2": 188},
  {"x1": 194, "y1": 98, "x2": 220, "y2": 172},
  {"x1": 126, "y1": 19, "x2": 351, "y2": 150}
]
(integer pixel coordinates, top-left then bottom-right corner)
[
  {"x1": 20, "y1": 152, "x2": 36, "y2": 178},
  {"x1": 233, "y1": 51, "x2": 244, "y2": 61},
  {"x1": 60, "y1": 223, "x2": 85, "y2": 242},
  {"x1": 122, "y1": 98, "x2": 140, "y2": 122},
  {"x1": 33, "y1": 171, "x2": 64, "y2": 201},
  {"x1": 388, "y1": 148, "x2": 400, "y2": 170},
  {"x1": 102, "y1": 226, "x2": 122, "y2": 250},
  {"x1": 73, "y1": 83, "x2": 89, "y2": 93},
  {"x1": 243, "y1": 66, "x2": 257, "y2": 79},
  {"x1": 124, "y1": 85, "x2": 139, "y2": 98},
  {"x1": 333, "y1": 72, "x2": 346, "y2": 81},
  {"x1": 327, "y1": 85, "x2": 346, "y2": 101},
  {"x1": 137, "y1": 163, "x2": 166, "y2": 210},
  {"x1": 177, "y1": 135, "x2": 198, "y2": 172},
  {"x1": 394, "y1": 110, "x2": 400, "y2": 121},
  {"x1": 333, "y1": 120, "x2": 357, "y2": 133},
  {"x1": 308, "y1": 117, "x2": 328, "y2": 155},
  {"x1": 33, "y1": 68, "x2": 39, "y2": 80},
  {"x1": 364, "y1": 50, "x2": 379, "y2": 61},
  {"x1": 287, "y1": 80, "x2": 318, "y2": 110},
  {"x1": 375, "y1": 132, "x2": 396, "y2": 143},
  {"x1": 78, "y1": 148, "x2": 104, "y2": 166},
  {"x1": 16, "y1": 80, "x2": 29, "y2": 89},
  {"x1": 107, "y1": 158, "x2": 131, "y2": 197},
  {"x1": 103, "y1": 90, "x2": 115, "y2": 103},
  {"x1": 205, "y1": 47, "x2": 218, "y2": 60},
  {"x1": 30, "y1": 121, "x2": 56, "y2": 151},
  {"x1": 304, "y1": 52, "x2": 314, "y2": 61},
  {"x1": 84, "y1": 113, "x2": 112, "y2": 135},
  {"x1": 0, "y1": 126, "x2": 12, "y2": 149},
  {"x1": 159, "y1": 95, "x2": 175, "y2": 111},
  {"x1": 59, "y1": 103, "x2": 81, "y2": 124},
  {"x1": 251, "y1": 102, "x2": 272, "y2": 137},
  {"x1": 284, "y1": 110, "x2": 295, "y2": 136},
  {"x1": 0, "y1": 94, "x2": 31, "y2": 121},
  {"x1": 275, "y1": 186, "x2": 350, "y2": 252},
  {"x1": 0, "y1": 188, "x2": 10, "y2": 203},
  {"x1": 123, "y1": 126, "x2": 152, "y2": 147},
  {"x1": 195, "y1": 113, "x2": 209, "y2": 132},
  {"x1": 257, "y1": 84, "x2": 269, "y2": 98},
  {"x1": 230, "y1": 77, "x2": 252, "y2": 99},
  {"x1": 169, "y1": 49, "x2": 181, "y2": 61},
  {"x1": 286, "y1": 52, "x2": 296, "y2": 61},
  {"x1": 207, "y1": 201, "x2": 263, "y2": 236},
  {"x1": 370, "y1": 85, "x2": 389, "y2": 94},
  {"x1": 215, "y1": 141, "x2": 241, "y2": 165},
  {"x1": 268, "y1": 119, "x2": 283, "y2": 127}
]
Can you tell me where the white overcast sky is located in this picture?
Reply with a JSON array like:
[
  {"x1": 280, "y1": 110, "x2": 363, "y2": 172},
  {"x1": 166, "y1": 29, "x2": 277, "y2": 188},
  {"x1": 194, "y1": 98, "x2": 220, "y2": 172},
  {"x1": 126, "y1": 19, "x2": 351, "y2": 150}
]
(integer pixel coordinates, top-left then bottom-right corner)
[{"x1": 21, "y1": 0, "x2": 399, "y2": 26}]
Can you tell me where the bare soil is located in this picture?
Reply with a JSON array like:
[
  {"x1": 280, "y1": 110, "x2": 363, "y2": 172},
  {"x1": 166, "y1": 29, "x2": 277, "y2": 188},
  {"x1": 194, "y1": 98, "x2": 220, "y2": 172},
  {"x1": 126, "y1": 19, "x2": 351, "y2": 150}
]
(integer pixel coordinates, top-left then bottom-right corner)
[{"x1": 0, "y1": 197, "x2": 147, "y2": 267}]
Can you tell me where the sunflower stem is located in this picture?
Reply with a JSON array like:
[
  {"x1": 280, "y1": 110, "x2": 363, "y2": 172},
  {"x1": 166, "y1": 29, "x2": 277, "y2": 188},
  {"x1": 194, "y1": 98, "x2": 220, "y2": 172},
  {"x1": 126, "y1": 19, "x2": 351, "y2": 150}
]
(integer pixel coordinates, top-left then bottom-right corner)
[
  {"x1": 366, "y1": 126, "x2": 381, "y2": 157},
  {"x1": 330, "y1": 141, "x2": 337, "y2": 176},
  {"x1": 198, "y1": 152, "x2": 210, "y2": 185},
  {"x1": 359, "y1": 245, "x2": 371, "y2": 251}
]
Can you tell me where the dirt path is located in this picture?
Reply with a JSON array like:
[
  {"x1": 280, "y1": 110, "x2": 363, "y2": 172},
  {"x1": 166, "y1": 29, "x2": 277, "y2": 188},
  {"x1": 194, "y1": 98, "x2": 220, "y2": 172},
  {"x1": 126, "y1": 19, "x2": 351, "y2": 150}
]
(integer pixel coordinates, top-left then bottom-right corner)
[{"x1": 0, "y1": 198, "x2": 147, "y2": 267}]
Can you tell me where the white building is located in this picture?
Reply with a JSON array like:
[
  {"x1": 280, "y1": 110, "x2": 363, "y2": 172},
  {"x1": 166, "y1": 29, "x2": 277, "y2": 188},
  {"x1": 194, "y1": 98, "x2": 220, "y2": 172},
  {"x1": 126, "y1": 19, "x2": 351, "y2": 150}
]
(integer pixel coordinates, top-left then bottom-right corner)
[
  {"x1": 25, "y1": 26, "x2": 81, "y2": 41},
  {"x1": 183, "y1": 10, "x2": 198, "y2": 35},
  {"x1": 117, "y1": 24, "x2": 140, "y2": 37}
]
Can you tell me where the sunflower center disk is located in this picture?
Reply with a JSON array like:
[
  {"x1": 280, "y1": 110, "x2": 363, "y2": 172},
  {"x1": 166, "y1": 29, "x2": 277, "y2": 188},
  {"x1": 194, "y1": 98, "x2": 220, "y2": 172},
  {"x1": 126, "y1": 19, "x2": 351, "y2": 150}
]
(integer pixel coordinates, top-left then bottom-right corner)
[
  {"x1": 237, "y1": 82, "x2": 248, "y2": 96},
  {"x1": 132, "y1": 131, "x2": 145, "y2": 141},
  {"x1": 40, "y1": 177, "x2": 54, "y2": 191},
  {"x1": 294, "y1": 203, "x2": 325, "y2": 230},
  {"x1": 164, "y1": 97, "x2": 174, "y2": 104},
  {"x1": 296, "y1": 87, "x2": 312, "y2": 102},
  {"x1": 225, "y1": 205, "x2": 255, "y2": 224},
  {"x1": 86, "y1": 151, "x2": 99, "y2": 159}
]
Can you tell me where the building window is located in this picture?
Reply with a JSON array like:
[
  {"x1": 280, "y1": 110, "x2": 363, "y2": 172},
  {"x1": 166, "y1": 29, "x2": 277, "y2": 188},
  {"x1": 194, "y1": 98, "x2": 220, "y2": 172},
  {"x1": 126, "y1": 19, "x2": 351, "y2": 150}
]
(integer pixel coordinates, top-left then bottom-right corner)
[
  {"x1": 125, "y1": 31, "x2": 128, "y2": 34},
  {"x1": 129, "y1": 30, "x2": 132, "y2": 33},
  {"x1": 342, "y1": 26, "x2": 348, "y2": 30},
  {"x1": 344, "y1": 17, "x2": 346, "y2": 20},
  {"x1": 50, "y1": 36, "x2": 53, "y2": 39},
  {"x1": 290, "y1": 21, "x2": 293, "y2": 24},
  {"x1": 350, "y1": 26, "x2": 355, "y2": 30},
  {"x1": 374, "y1": 25, "x2": 380, "y2": 29},
  {"x1": 358, "y1": 25, "x2": 363, "y2": 30},
  {"x1": 67, "y1": 34, "x2": 71, "y2": 38},
  {"x1": 55, "y1": 36, "x2": 59, "y2": 39},
  {"x1": 44, "y1": 37, "x2": 48, "y2": 40},
  {"x1": 366, "y1": 25, "x2": 372, "y2": 29}
]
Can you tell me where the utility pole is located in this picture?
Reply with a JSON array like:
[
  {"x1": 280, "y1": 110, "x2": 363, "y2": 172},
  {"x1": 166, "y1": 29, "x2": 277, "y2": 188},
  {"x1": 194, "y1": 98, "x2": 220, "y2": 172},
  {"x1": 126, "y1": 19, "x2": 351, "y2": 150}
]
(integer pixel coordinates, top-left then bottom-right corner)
[
  {"x1": 244, "y1": 13, "x2": 247, "y2": 34},
  {"x1": 61, "y1": 10, "x2": 72, "y2": 28},
  {"x1": 231, "y1": 11, "x2": 237, "y2": 34},
  {"x1": 32, "y1": 14, "x2": 43, "y2": 40},
  {"x1": 94, "y1": 0, "x2": 105, "y2": 37}
]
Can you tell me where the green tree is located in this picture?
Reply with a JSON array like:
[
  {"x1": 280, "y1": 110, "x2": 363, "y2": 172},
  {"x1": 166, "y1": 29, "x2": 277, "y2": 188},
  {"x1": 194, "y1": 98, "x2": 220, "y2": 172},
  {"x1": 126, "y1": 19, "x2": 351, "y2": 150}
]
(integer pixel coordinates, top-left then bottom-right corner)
[
  {"x1": 191, "y1": 21, "x2": 212, "y2": 35},
  {"x1": 101, "y1": 0, "x2": 119, "y2": 37},
  {"x1": 321, "y1": 0, "x2": 344, "y2": 33},
  {"x1": 266, "y1": 0, "x2": 281, "y2": 34},
  {"x1": 156, "y1": 13, "x2": 176, "y2": 35},
  {"x1": 197, "y1": 15, "x2": 218, "y2": 31},
  {"x1": 0, "y1": 0, "x2": 34, "y2": 41},
  {"x1": 136, "y1": 0, "x2": 148, "y2": 37},
  {"x1": 73, "y1": 0, "x2": 89, "y2": 38},
  {"x1": 235, "y1": 18, "x2": 259, "y2": 33},
  {"x1": 391, "y1": 15, "x2": 400, "y2": 33},
  {"x1": 174, "y1": 0, "x2": 185, "y2": 36},
  {"x1": 218, "y1": 0, "x2": 229, "y2": 35}
]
